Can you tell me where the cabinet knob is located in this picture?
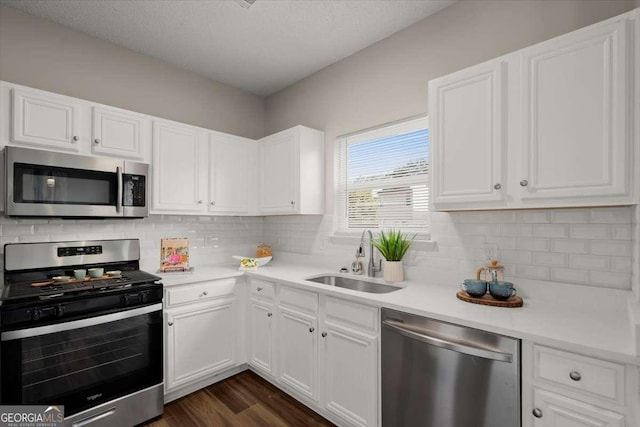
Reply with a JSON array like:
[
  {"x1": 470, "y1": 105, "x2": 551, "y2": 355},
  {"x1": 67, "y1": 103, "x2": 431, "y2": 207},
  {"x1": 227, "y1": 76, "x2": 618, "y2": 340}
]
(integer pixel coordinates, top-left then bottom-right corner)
[
  {"x1": 569, "y1": 370, "x2": 581, "y2": 381},
  {"x1": 257, "y1": 287, "x2": 263, "y2": 292},
  {"x1": 200, "y1": 291, "x2": 208, "y2": 297},
  {"x1": 520, "y1": 179, "x2": 529, "y2": 187},
  {"x1": 321, "y1": 332, "x2": 327, "y2": 338},
  {"x1": 309, "y1": 327, "x2": 315, "y2": 333},
  {"x1": 493, "y1": 183, "x2": 501, "y2": 190},
  {"x1": 532, "y1": 408, "x2": 542, "y2": 418},
  {"x1": 198, "y1": 200, "x2": 203, "y2": 204},
  {"x1": 210, "y1": 201, "x2": 215, "y2": 206},
  {"x1": 94, "y1": 138, "x2": 100, "y2": 144},
  {"x1": 267, "y1": 312, "x2": 273, "y2": 317},
  {"x1": 290, "y1": 200, "x2": 295, "y2": 206},
  {"x1": 72, "y1": 135, "x2": 79, "y2": 142},
  {"x1": 168, "y1": 321, "x2": 174, "y2": 326}
]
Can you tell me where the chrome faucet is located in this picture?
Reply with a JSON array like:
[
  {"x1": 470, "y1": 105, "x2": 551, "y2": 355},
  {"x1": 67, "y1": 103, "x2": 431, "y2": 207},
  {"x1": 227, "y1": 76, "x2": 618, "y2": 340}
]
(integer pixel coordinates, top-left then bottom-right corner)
[{"x1": 358, "y1": 230, "x2": 381, "y2": 277}]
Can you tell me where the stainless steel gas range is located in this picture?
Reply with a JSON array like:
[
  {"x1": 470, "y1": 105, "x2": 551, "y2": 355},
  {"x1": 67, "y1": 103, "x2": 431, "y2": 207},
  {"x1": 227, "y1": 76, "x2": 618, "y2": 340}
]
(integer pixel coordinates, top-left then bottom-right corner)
[{"x1": 0, "y1": 239, "x2": 163, "y2": 427}]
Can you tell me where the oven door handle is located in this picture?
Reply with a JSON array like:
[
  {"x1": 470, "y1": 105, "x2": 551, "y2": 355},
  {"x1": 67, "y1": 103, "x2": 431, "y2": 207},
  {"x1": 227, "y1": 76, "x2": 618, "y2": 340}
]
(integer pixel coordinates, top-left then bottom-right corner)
[{"x1": 1, "y1": 303, "x2": 162, "y2": 341}]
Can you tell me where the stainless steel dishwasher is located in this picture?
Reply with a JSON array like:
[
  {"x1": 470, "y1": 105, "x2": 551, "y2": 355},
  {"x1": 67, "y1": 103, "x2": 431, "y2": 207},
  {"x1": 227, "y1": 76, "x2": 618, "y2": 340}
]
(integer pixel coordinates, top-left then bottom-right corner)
[{"x1": 381, "y1": 308, "x2": 520, "y2": 427}]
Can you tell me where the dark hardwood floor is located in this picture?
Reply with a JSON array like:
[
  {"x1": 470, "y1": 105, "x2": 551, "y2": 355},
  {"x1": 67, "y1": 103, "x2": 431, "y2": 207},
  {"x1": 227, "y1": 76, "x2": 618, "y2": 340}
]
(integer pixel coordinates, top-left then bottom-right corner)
[{"x1": 144, "y1": 371, "x2": 336, "y2": 427}]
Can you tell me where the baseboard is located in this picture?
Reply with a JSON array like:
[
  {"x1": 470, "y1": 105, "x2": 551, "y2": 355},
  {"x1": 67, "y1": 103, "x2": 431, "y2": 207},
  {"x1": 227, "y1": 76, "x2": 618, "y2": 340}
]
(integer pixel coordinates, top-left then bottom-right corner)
[{"x1": 163, "y1": 364, "x2": 248, "y2": 403}]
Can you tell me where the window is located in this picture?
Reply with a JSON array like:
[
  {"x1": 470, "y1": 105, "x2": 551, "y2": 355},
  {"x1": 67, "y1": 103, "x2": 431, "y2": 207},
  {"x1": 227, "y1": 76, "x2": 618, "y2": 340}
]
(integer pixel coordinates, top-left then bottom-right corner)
[{"x1": 335, "y1": 117, "x2": 429, "y2": 235}]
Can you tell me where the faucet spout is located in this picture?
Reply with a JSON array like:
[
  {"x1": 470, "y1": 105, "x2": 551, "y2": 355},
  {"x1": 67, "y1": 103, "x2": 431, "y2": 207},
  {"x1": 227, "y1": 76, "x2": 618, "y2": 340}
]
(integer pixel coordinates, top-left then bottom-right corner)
[{"x1": 361, "y1": 229, "x2": 381, "y2": 277}]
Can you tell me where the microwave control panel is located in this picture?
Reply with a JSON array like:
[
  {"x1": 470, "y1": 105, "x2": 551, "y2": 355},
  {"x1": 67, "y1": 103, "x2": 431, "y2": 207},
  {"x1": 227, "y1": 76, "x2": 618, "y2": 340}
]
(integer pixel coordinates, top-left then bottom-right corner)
[{"x1": 123, "y1": 174, "x2": 146, "y2": 207}]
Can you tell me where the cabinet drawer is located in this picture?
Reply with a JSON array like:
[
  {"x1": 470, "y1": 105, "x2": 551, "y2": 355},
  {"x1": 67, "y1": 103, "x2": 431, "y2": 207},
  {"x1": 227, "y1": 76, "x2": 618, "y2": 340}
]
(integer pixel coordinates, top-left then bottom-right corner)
[
  {"x1": 324, "y1": 296, "x2": 378, "y2": 332},
  {"x1": 533, "y1": 345, "x2": 625, "y2": 403},
  {"x1": 279, "y1": 286, "x2": 318, "y2": 313},
  {"x1": 166, "y1": 278, "x2": 236, "y2": 307},
  {"x1": 251, "y1": 279, "x2": 275, "y2": 299}
]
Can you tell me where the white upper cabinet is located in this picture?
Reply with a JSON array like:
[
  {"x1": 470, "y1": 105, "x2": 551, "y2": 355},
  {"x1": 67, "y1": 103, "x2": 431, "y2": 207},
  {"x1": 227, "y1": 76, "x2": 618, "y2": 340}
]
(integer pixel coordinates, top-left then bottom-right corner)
[
  {"x1": 152, "y1": 120, "x2": 208, "y2": 213},
  {"x1": 92, "y1": 106, "x2": 149, "y2": 160},
  {"x1": 259, "y1": 125, "x2": 324, "y2": 215},
  {"x1": 519, "y1": 18, "x2": 630, "y2": 203},
  {"x1": 11, "y1": 88, "x2": 82, "y2": 152},
  {"x1": 208, "y1": 131, "x2": 256, "y2": 215},
  {"x1": 429, "y1": 10, "x2": 638, "y2": 210},
  {"x1": 2, "y1": 82, "x2": 152, "y2": 162},
  {"x1": 429, "y1": 60, "x2": 507, "y2": 209}
]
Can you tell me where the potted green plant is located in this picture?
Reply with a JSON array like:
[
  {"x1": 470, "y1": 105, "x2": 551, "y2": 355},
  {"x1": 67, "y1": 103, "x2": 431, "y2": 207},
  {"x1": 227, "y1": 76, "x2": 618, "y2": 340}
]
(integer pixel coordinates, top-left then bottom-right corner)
[{"x1": 370, "y1": 229, "x2": 415, "y2": 282}]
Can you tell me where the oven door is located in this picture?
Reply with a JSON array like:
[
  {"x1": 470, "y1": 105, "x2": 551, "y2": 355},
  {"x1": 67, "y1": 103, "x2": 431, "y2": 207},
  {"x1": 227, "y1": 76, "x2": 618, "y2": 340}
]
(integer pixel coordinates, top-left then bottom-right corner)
[
  {"x1": 0, "y1": 304, "x2": 163, "y2": 417},
  {"x1": 5, "y1": 146, "x2": 126, "y2": 218}
]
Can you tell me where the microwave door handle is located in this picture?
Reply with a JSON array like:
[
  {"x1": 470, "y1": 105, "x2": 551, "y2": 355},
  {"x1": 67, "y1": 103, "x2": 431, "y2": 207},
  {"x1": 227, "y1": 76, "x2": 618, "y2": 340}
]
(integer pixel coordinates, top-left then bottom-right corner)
[{"x1": 116, "y1": 166, "x2": 123, "y2": 213}]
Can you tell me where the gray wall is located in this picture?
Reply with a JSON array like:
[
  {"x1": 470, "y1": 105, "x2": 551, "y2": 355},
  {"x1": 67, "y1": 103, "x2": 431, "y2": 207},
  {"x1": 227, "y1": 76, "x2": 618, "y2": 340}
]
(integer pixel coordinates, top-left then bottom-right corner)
[
  {"x1": 264, "y1": 0, "x2": 636, "y2": 212},
  {"x1": 0, "y1": 5, "x2": 265, "y2": 139}
]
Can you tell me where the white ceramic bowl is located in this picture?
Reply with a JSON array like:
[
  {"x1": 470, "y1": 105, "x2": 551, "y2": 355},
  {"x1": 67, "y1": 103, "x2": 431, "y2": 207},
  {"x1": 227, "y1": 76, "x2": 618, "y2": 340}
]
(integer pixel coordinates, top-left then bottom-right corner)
[
  {"x1": 232, "y1": 255, "x2": 272, "y2": 269},
  {"x1": 88, "y1": 267, "x2": 104, "y2": 278},
  {"x1": 52, "y1": 275, "x2": 70, "y2": 282}
]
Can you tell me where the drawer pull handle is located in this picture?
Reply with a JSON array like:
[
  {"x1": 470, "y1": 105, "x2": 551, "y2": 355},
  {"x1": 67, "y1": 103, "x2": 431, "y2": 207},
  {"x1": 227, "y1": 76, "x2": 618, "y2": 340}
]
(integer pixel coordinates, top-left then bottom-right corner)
[
  {"x1": 257, "y1": 287, "x2": 263, "y2": 292},
  {"x1": 321, "y1": 332, "x2": 327, "y2": 338},
  {"x1": 267, "y1": 312, "x2": 273, "y2": 317},
  {"x1": 569, "y1": 370, "x2": 581, "y2": 381},
  {"x1": 309, "y1": 327, "x2": 315, "y2": 333},
  {"x1": 532, "y1": 408, "x2": 542, "y2": 418}
]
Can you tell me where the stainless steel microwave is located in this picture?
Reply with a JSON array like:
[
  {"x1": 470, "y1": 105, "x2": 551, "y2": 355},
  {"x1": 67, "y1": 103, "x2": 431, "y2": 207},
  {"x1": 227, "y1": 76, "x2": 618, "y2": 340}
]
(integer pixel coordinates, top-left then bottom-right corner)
[{"x1": 4, "y1": 146, "x2": 149, "y2": 218}]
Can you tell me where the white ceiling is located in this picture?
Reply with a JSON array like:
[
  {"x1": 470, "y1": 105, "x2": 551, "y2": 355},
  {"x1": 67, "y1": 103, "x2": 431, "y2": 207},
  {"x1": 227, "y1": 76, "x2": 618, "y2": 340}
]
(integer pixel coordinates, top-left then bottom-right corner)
[{"x1": 1, "y1": 0, "x2": 456, "y2": 96}]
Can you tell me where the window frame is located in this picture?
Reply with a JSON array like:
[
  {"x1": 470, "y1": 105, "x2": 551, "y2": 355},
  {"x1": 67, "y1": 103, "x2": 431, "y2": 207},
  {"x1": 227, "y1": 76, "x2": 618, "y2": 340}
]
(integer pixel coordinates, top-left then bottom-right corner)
[{"x1": 333, "y1": 116, "x2": 430, "y2": 239}]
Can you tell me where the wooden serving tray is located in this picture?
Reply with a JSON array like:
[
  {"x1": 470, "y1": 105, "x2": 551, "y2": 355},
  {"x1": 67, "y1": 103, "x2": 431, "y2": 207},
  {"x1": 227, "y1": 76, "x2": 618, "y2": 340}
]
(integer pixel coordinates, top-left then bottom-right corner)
[
  {"x1": 31, "y1": 275, "x2": 121, "y2": 287},
  {"x1": 456, "y1": 291, "x2": 523, "y2": 308}
]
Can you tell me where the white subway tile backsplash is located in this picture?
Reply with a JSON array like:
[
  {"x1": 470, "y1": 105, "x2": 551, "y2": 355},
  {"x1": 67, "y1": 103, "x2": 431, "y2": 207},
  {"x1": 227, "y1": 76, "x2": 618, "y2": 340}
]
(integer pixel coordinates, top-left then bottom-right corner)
[
  {"x1": 533, "y1": 224, "x2": 569, "y2": 238},
  {"x1": 589, "y1": 271, "x2": 631, "y2": 289},
  {"x1": 550, "y1": 209, "x2": 589, "y2": 223},
  {"x1": 533, "y1": 253, "x2": 568, "y2": 267},
  {"x1": 516, "y1": 211, "x2": 550, "y2": 223},
  {"x1": 590, "y1": 208, "x2": 632, "y2": 223},
  {"x1": 501, "y1": 224, "x2": 534, "y2": 237},
  {"x1": 515, "y1": 265, "x2": 550, "y2": 280},
  {"x1": 612, "y1": 257, "x2": 632, "y2": 273},
  {"x1": 569, "y1": 254, "x2": 610, "y2": 271},
  {"x1": 516, "y1": 237, "x2": 550, "y2": 252},
  {"x1": 550, "y1": 239, "x2": 589, "y2": 254},
  {"x1": 590, "y1": 241, "x2": 632, "y2": 256},
  {"x1": 611, "y1": 225, "x2": 632, "y2": 240},
  {"x1": 570, "y1": 224, "x2": 610, "y2": 239}
]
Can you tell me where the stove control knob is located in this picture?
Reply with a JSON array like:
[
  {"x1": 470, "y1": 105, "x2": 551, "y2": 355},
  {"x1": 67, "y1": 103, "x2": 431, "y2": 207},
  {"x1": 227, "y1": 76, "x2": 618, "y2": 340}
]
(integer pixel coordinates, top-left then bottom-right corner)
[
  {"x1": 138, "y1": 291, "x2": 149, "y2": 303},
  {"x1": 31, "y1": 308, "x2": 42, "y2": 321},
  {"x1": 55, "y1": 304, "x2": 65, "y2": 317}
]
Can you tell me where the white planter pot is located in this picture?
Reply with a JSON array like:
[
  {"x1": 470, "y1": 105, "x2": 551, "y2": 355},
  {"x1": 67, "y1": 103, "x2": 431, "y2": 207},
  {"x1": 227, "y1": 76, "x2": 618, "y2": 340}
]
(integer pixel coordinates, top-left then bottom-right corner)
[{"x1": 383, "y1": 260, "x2": 404, "y2": 283}]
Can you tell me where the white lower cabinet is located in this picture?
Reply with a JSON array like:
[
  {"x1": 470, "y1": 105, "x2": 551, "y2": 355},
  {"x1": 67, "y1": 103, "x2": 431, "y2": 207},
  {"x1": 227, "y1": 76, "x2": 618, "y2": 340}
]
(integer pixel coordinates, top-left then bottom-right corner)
[
  {"x1": 522, "y1": 341, "x2": 635, "y2": 427},
  {"x1": 322, "y1": 320, "x2": 378, "y2": 427},
  {"x1": 248, "y1": 282, "x2": 379, "y2": 427},
  {"x1": 164, "y1": 278, "x2": 241, "y2": 400},
  {"x1": 532, "y1": 388, "x2": 624, "y2": 427},
  {"x1": 165, "y1": 299, "x2": 236, "y2": 391},
  {"x1": 248, "y1": 297, "x2": 275, "y2": 377},
  {"x1": 278, "y1": 305, "x2": 318, "y2": 401}
]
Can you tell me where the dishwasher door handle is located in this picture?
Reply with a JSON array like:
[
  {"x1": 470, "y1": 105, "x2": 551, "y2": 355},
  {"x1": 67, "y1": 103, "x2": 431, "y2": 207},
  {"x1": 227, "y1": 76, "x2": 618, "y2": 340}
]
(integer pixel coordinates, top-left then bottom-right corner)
[{"x1": 382, "y1": 319, "x2": 513, "y2": 363}]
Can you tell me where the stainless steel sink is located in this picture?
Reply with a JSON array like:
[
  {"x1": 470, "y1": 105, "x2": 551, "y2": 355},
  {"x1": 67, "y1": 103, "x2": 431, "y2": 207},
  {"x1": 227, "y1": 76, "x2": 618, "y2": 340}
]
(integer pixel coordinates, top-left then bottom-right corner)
[{"x1": 305, "y1": 274, "x2": 402, "y2": 293}]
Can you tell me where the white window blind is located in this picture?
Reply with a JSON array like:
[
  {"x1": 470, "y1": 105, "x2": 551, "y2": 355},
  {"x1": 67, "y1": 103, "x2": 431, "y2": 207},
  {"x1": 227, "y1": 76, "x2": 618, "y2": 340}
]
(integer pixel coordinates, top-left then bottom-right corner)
[{"x1": 335, "y1": 117, "x2": 429, "y2": 234}]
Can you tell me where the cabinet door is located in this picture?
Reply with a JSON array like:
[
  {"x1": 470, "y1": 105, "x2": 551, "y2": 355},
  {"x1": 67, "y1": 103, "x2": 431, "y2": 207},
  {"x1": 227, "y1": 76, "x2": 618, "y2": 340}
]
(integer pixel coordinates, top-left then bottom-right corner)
[
  {"x1": 92, "y1": 106, "x2": 147, "y2": 160},
  {"x1": 278, "y1": 305, "x2": 318, "y2": 402},
  {"x1": 429, "y1": 60, "x2": 506, "y2": 209},
  {"x1": 209, "y1": 133, "x2": 254, "y2": 214},
  {"x1": 322, "y1": 321, "x2": 378, "y2": 427},
  {"x1": 11, "y1": 88, "x2": 81, "y2": 151},
  {"x1": 152, "y1": 121, "x2": 207, "y2": 213},
  {"x1": 248, "y1": 299, "x2": 275, "y2": 377},
  {"x1": 531, "y1": 388, "x2": 624, "y2": 427},
  {"x1": 519, "y1": 18, "x2": 630, "y2": 202},
  {"x1": 165, "y1": 300, "x2": 236, "y2": 391},
  {"x1": 259, "y1": 131, "x2": 298, "y2": 213}
]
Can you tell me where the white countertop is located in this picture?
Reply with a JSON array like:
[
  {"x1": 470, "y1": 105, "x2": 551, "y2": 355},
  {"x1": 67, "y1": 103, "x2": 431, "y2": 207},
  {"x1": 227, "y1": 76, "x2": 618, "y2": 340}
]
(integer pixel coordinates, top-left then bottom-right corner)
[{"x1": 158, "y1": 261, "x2": 640, "y2": 364}]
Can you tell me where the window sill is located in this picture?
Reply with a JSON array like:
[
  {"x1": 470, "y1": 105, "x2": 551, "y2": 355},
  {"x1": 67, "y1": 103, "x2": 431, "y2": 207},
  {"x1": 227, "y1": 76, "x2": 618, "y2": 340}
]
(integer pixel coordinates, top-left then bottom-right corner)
[{"x1": 328, "y1": 233, "x2": 437, "y2": 251}]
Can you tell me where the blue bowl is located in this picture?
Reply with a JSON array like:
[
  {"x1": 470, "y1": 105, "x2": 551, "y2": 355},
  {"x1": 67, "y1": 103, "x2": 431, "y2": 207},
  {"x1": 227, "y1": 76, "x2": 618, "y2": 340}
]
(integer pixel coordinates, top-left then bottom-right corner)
[
  {"x1": 489, "y1": 281, "x2": 516, "y2": 300},
  {"x1": 461, "y1": 279, "x2": 487, "y2": 298}
]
